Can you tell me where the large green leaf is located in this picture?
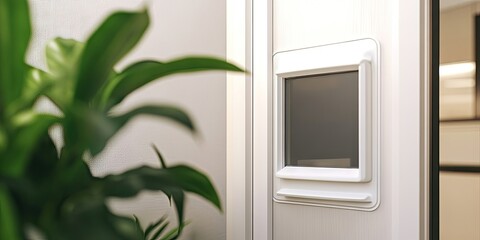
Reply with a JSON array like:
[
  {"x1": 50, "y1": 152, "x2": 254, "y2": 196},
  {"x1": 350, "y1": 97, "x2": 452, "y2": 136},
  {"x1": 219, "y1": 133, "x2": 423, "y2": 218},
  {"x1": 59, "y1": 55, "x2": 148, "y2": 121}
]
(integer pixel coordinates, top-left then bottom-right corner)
[
  {"x1": 0, "y1": 184, "x2": 22, "y2": 240},
  {"x1": 0, "y1": 0, "x2": 31, "y2": 112},
  {"x1": 168, "y1": 189, "x2": 184, "y2": 239},
  {"x1": 133, "y1": 215, "x2": 146, "y2": 239},
  {"x1": 96, "y1": 164, "x2": 219, "y2": 239},
  {"x1": 26, "y1": 133, "x2": 59, "y2": 184},
  {"x1": 8, "y1": 134, "x2": 61, "y2": 232},
  {"x1": 0, "y1": 124, "x2": 6, "y2": 153},
  {"x1": 57, "y1": 154, "x2": 94, "y2": 198},
  {"x1": 74, "y1": 10, "x2": 149, "y2": 103},
  {"x1": 0, "y1": 112, "x2": 59, "y2": 177},
  {"x1": 98, "y1": 165, "x2": 221, "y2": 210},
  {"x1": 84, "y1": 105, "x2": 195, "y2": 156},
  {"x1": 22, "y1": 67, "x2": 53, "y2": 105},
  {"x1": 111, "y1": 105, "x2": 195, "y2": 132},
  {"x1": 98, "y1": 57, "x2": 243, "y2": 110},
  {"x1": 61, "y1": 103, "x2": 117, "y2": 160},
  {"x1": 7, "y1": 135, "x2": 60, "y2": 222},
  {"x1": 3, "y1": 38, "x2": 82, "y2": 116},
  {"x1": 59, "y1": 195, "x2": 139, "y2": 240},
  {"x1": 43, "y1": 38, "x2": 84, "y2": 110},
  {"x1": 46, "y1": 38, "x2": 84, "y2": 76},
  {"x1": 6, "y1": 67, "x2": 54, "y2": 117}
]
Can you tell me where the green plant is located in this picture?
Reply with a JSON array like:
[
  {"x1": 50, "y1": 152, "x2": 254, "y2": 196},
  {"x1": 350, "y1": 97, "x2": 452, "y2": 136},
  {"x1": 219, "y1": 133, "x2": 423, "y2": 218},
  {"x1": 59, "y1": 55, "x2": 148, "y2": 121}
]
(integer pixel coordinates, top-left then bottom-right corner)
[{"x1": 0, "y1": 1, "x2": 242, "y2": 239}]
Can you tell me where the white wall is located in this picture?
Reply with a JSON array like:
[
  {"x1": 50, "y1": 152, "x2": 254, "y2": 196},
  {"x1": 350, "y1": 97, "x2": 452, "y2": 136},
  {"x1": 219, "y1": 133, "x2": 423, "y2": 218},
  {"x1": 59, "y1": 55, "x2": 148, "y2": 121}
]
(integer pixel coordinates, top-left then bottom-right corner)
[
  {"x1": 27, "y1": 1, "x2": 227, "y2": 239},
  {"x1": 272, "y1": 0, "x2": 426, "y2": 239}
]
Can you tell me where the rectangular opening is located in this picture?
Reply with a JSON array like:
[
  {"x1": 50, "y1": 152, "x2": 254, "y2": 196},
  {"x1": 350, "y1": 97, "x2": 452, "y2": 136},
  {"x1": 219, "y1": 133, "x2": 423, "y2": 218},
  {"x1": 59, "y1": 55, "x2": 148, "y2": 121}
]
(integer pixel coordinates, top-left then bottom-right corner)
[{"x1": 285, "y1": 71, "x2": 359, "y2": 168}]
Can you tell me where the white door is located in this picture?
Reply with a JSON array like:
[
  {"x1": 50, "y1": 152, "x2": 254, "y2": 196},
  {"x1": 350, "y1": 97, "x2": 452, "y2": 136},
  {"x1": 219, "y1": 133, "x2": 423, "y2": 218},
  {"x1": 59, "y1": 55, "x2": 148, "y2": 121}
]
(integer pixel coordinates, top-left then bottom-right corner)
[{"x1": 227, "y1": 0, "x2": 432, "y2": 239}]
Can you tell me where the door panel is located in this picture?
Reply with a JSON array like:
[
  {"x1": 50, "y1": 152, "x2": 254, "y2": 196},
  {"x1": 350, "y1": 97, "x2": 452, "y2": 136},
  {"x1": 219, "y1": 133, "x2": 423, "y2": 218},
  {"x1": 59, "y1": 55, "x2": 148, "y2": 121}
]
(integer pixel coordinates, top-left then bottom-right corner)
[{"x1": 270, "y1": 0, "x2": 428, "y2": 239}]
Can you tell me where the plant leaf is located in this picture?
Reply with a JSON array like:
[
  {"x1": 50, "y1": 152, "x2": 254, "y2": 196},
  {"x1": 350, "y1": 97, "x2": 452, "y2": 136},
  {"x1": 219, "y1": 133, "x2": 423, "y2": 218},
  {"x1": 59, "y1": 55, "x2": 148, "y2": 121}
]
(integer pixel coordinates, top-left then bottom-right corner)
[
  {"x1": 158, "y1": 222, "x2": 190, "y2": 240},
  {"x1": 61, "y1": 103, "x2": 195, "y2": 158},
  {"x1": 22, "y1": 67, "x2": 54, "y2": 104},
  {"x1": 97, "y1": 57, "x2": 243, "y2": 110},
  {"x1": 0, "y1": 124, "x2": 6, "y2": 153},
  {"x1": 95, "y1": 164, "x2": 220, "y2": 238},
  {"x1": 74, "y1": 10, "x2": 149, "y2": 103},
  {"x1": 0, "y1": 0, "x2": 31, "y2": 112},
  {"x1": 112, "y1": 105, "x2": 195, "y2": 132},
  {"x1": 62, "y1": 104, "x2": 117, "y2": 158},
  {"x1": 26, "y1": 133, "x2": 59, "y2": 183},
  {"x1": 0, "y1": 113, "x2": 59, "y2": 177},
  {"x1": 60, "y1": 195, "x2": 139, "y2": 240},
  {"x1": 133, "y1": 215, "x2": 145, "y2": 239},
  {"x1": 6, "y1": 67, "x2": 55, "y2": 116},
  {"x1": 16, "y1": 39, "x2": 85, "y2": 112},
  {"x1": 98, "y1": 165, "x2": 221, "y2": 211},
  {"x1": 150, "y1": 221, "x2": 169, "y2": 240},
  {"x1": 43, "y1": 38, "x2": 84, "y2": 109},
  {"x1": 144, "y1": 215, "x2": 167, "y2": 239},
  {"x1": 46, "y1": 38, "x2": 84, "y2": 76},
  {"x1": 0, "y1": 185, "x2": 22, "y2": 240},
  {"x1": 152, "y1": 145, "x2": 167, "y2": 169},
  {"x1": 58, "y1": 152, "x2": 94, "y2": 198},
  {"x1": 88, "y1": 105, "x2": 195, "y2": 156},
  {"x1": 7, "y1": 135, "x2": 62, "y2": 228},
  {"x1": 169, "y1": 189, "x2": 184, "y2": 239}
]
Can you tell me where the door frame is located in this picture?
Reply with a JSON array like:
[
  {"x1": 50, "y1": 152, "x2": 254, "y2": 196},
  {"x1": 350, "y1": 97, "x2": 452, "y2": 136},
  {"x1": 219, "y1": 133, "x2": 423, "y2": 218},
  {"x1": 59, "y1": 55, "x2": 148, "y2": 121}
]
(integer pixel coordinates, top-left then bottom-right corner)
[
  {"x1": 430, "y1": 0, "x2": 440, "y2": 239},
  {"x1": 226, "y1": 0, "x2": 253, "y2": 239},
  {"x1": 226, "y1": 0, "x2": 434, "y2": 239}
]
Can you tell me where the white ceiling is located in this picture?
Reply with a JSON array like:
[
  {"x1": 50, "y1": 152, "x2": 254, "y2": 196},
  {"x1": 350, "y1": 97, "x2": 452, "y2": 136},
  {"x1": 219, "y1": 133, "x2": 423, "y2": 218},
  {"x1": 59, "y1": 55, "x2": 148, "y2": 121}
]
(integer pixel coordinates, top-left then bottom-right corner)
[{"x1": 441, "y1": 0, "x2": 480, "y2": 10}]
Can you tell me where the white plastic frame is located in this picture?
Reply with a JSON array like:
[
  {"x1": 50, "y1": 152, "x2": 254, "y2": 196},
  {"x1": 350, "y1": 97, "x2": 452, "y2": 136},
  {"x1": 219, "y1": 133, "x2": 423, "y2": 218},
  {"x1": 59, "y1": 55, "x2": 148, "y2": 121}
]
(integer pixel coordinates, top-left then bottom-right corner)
[{"x1": 273, "y1": 38, "x2": 380, "y2": 210}]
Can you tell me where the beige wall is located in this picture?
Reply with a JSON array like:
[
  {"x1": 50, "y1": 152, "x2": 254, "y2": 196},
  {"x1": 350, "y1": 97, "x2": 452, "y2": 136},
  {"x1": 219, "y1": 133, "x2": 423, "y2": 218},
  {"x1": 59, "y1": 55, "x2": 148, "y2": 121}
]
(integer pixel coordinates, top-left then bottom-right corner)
[
  {"x1": 440, "y1": 122, "x2": 480, "y2": 240},
  {"x1": 440, "y1": 173, "x2": 480, "y2": 240},
  {"x1": 439, "y1": 2, "x2": 480, "y2": 63},
  {"x1": 440, "y1": 4, "x2": 476, "y2": 64},
  {"x1": 27, "y1": 1, "x2": 227, "y2": 239}
]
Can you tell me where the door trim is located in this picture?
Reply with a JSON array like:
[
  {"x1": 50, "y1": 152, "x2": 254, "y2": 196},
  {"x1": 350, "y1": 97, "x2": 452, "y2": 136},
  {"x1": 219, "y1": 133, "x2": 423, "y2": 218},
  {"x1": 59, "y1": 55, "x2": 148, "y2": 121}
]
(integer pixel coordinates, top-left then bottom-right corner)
[
  {"x1": 430, "y1": 0, "x2": 439, "y2": 239},
  {"x1": 393, "y1": 0, "x2": 431, "y2": 239},
  {"x1": 226, "y1": 0, "x2": 274, "y2": 239},
  {"x1": 251, "y1": 0, "x2": 273, "y2": 239},
  {"x1": 226, "y1": 0, "x2": 253, "y2": 239}
]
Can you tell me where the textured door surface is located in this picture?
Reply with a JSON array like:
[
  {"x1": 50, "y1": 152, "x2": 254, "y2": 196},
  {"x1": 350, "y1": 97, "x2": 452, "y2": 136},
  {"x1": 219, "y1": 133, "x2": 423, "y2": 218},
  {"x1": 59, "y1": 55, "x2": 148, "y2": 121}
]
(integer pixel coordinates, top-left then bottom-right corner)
[{"x1": 270, "y1": 1, "x2": 428, "y2": 239}]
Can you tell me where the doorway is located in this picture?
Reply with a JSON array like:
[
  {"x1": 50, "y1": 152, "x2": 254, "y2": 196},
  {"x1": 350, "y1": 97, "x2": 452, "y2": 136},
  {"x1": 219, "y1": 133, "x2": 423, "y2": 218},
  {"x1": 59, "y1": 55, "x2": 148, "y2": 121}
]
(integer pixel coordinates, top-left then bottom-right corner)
[{"x1": 437, "y1": 0, "x2": 480, "y2": 239}]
